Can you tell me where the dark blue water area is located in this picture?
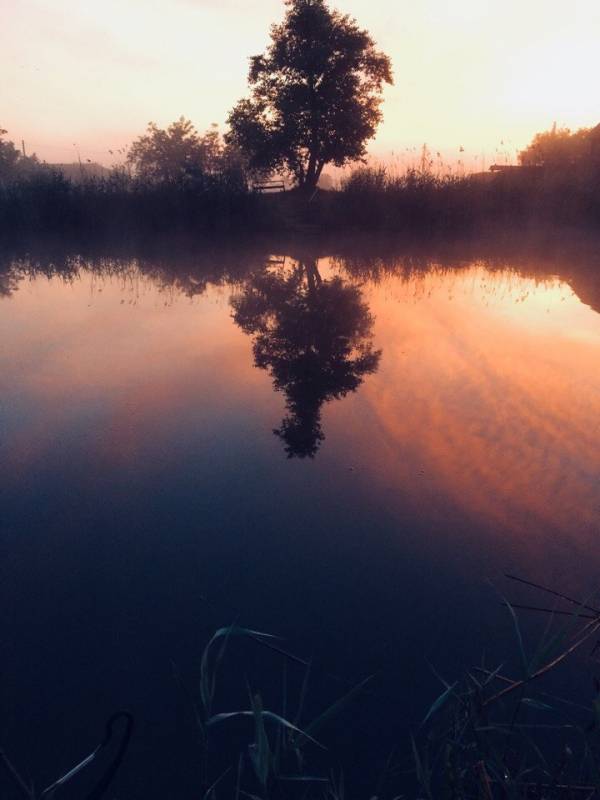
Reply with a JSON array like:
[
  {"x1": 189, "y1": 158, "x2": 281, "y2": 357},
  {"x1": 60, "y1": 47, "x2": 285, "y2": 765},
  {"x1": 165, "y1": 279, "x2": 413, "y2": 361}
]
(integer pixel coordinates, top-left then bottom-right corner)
[
  {"x1": 1, "y1": 243, "x2": 599, "y2": 798},
  {"x1": 1, "y1": 425, "x2": 480, "y2": 788}
]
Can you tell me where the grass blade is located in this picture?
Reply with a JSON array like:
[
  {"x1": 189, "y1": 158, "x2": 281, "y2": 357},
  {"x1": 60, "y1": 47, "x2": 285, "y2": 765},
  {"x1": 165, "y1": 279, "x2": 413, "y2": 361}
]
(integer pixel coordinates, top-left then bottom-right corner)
[
  {"x1": 303, "y1": 674, "x2": 374, "y2": 740},
  {"x1": 422, "y1": 682, "x2": 458, "y2": 726}
]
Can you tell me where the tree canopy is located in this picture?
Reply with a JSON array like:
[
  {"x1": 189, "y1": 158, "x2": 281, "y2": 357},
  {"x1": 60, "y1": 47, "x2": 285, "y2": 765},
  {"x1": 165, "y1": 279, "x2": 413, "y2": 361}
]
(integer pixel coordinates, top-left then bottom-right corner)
[
  {"x1": 127, "y1": 118, "x2": 231, "y2": 184},
  {"x1": 226, "y1": 0, "x2": 392, "y2": 191},
  {"x1": 0, "y1": 127, "x2": 42, "y2": 182},
  {"x1": 519, "y1": 123, "x2": 600, "y2": 168}
]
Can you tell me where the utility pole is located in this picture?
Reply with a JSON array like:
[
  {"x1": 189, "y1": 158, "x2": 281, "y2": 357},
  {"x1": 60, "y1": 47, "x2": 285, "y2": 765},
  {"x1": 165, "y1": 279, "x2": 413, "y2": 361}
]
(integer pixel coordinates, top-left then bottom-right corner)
[{"x1": 21, "y1": 139, "x2": 26, "y2": 157}]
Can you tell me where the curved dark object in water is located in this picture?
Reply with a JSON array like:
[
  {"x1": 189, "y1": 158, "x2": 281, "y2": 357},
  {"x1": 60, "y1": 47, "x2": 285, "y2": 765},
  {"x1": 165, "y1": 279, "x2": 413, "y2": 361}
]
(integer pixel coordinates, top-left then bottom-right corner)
[
  {"x1": 85, "y1": 712, "x2": 134, "y2": 800},
  {"x1": 39, "y1": 711, "x2": 134, "y2": 800}
]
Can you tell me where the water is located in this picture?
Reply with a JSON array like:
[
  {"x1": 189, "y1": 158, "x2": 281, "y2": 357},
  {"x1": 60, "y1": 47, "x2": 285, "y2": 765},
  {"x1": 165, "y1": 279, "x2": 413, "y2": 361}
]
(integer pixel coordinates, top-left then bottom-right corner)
[{"x1": 1, "y1": 238, "x2": 599, "y2": 797}]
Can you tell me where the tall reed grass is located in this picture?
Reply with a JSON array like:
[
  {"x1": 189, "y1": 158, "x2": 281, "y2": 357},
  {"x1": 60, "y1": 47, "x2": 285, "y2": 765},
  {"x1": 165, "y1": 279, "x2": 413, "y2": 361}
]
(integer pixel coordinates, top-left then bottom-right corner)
[
  {"x1": 0, "y1": 167, "x2": 261, "y2": 238},
  {"x1": 3, "y1": 578, "x2": 600, "y2": 799},
  {"x1": 3, "y1": 160, "x2": 600, "y2": 239}
]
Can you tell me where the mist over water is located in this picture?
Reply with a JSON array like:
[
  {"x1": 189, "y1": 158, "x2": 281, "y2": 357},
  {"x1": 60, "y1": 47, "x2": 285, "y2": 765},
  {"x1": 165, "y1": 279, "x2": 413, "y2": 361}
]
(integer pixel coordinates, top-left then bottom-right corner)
[{"x1": 1, "y1": 238, "x2": 599, "y2": 797}]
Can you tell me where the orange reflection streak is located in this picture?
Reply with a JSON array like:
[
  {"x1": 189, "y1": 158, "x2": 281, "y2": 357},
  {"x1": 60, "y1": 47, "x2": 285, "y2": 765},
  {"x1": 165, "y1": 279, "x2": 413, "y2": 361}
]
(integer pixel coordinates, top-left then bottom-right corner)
[{"x1": 333, "y1": 267, "x2": 600, "y2": 542}]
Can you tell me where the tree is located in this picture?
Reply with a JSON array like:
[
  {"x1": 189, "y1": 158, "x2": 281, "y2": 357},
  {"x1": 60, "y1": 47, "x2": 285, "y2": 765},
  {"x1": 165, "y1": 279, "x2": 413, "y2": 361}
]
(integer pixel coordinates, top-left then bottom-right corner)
[
  {"x1": 0, "y1": 128, "x2": 20, "y2": 180},
  {"x1": 0, "y1": 127, "x2": 42, "y2": 183},
  {"x1": 519, "y1": 122, "x2": 600, "y2": 168},
  {"x1": 231, "y1": 258, "x2": 381, "y2": 458},
  {"x1": 127, "y1": 118, "x2": 228, "y2": 184},
  {"x1": 226, "y1": 0, "x2": 393, "y2": 192}
]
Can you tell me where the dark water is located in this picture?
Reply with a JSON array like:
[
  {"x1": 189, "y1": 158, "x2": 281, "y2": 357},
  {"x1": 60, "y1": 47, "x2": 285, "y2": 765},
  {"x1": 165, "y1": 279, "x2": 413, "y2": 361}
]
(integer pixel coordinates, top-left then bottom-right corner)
[{"x1": 1, "y1": 238, "x2": 599, "y2": 798}]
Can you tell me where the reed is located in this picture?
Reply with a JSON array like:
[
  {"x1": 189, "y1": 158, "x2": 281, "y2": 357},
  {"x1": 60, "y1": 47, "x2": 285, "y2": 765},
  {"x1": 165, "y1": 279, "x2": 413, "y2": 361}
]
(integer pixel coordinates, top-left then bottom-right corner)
[
  {"x1": 3, "y1": 580, "x2": 600, "y2": 799},
  {"x1": 3, "y1": 158, "x2": 600, "y2": 239},
  {"x1": 412, "y1": 576, "x2": 600, "y2": 800}
]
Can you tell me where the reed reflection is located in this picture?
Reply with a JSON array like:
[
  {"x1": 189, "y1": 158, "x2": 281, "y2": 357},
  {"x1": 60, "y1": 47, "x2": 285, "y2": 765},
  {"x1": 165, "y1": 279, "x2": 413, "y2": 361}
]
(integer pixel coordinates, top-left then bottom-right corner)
[{"x1": 231, "y1": 258, "x2": 381, "y2": 457}]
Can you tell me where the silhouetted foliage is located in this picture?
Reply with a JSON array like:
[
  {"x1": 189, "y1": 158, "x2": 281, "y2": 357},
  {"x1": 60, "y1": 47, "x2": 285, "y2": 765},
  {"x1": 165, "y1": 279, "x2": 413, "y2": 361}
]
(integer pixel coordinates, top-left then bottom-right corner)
[
  {"x1": 519, "y1": 122, "x2": 600, "y2": 168},
  {"x1": 0, "y1": 128, "x2": 20, "y2": 181},
  {"x1": 0, "y1": 169, "x2": 257, "y2": 237},
  {"x1": 321, "y1": 156, "x2": 600, "y2": 230},
  {"x1": 0, "y1": 119, "x2": 265, "y2": 237},
  {"x1": 127, "y1": 117, "x2": 237, "y2": 184},
  {"x1": 0, "y1": 127, "x2": 43, "y2": 183},
  {"x1": 5, "y1": 121, "x2": 600, "y2": 238},
  {"x1": 226, "y1": 0, "x2": 392, "y2": 191},
  {"x1": 231, "y1": 258, "x2": 381, "y2": 457}
]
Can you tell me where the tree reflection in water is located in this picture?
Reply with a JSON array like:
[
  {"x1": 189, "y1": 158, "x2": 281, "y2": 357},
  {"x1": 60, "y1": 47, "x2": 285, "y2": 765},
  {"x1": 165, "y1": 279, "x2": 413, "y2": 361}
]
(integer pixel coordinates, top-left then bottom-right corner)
[{"x1": 231, "y1": 258, "x2": 381, "y2": 457}]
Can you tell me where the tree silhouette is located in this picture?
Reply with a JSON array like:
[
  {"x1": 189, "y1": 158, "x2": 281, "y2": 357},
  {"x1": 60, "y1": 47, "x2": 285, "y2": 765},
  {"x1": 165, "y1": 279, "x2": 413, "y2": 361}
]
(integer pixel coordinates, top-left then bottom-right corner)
[
  {"x1": 0, "y1": 127, "x2": 20, "y2": 181},
  {"x1": 519, "y1": 122, "x2": 600, "y2": 168},
  {"x1": 127, "y1": 118, "x2": 228, "y2": 184},
  {"x1": 231, "y1": 258, "x2": 381, "y2": 457},
  {"x1": 0, "y1": 127, "x2": 42, "y2": 183},
  {"x1": 226, "y1": 0, "x2": 392, "y2": 192}
]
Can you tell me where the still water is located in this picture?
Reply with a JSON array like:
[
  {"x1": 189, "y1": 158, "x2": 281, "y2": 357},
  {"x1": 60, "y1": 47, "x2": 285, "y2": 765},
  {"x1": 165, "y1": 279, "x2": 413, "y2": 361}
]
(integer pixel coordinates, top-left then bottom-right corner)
[{"x1": 1, "y1": 239, "x2": 599, "y2": 797}]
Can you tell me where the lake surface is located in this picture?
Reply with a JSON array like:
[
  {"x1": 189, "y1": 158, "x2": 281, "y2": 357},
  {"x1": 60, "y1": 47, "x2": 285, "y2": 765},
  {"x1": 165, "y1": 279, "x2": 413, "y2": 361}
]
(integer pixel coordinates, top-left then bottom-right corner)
[{"x1": 2, "y1": 237, "x2": 600, "y2": 797}]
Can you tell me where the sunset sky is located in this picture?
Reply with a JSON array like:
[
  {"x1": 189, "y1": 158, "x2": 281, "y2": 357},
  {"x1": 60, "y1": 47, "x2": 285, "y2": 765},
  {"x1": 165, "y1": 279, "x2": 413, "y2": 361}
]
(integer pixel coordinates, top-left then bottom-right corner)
[{"x1": 2, "y1": 0, "x2": 600, "y2": 168}]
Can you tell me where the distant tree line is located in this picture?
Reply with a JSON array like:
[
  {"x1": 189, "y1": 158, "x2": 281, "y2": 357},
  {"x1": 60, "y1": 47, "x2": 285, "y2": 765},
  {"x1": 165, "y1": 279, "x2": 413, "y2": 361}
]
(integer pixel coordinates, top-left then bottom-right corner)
[
  {"x1": 519, "y1": 122, "x2": 600, "y2": 168},
  {"x1": 0, "y1": 127, "x2": 43, "y2": 182},
  {"x1": 0, "y1": 119, "x2": 258, "y2": 237},
  {"x1": 3, "y1": 118, "x2": 600, "y2": 238}
]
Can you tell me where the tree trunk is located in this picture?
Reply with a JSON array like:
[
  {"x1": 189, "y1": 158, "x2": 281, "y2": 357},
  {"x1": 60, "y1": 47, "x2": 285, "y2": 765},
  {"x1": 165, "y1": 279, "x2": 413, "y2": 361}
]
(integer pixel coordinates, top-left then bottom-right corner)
[
  {"x1": 303, "y1": 260, "x2": 322, "y2": 295},
  {"x1": 304, "y1": 151, "x2": 318, "y2": 190},
  {"x1": 303, "y1": 156, "x2": 325, "y2": 193}
]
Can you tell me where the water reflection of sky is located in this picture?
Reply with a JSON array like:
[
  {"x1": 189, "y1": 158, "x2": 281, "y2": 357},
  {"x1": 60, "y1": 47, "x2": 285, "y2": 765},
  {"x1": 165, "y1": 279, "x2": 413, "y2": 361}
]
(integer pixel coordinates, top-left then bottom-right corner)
[
  {"x1": 1, "y1": 252, "x2": 599, "y2": 798},
  {"x1": 361, "y1": 267, "x2": 599, "y2": 538},
  {"x1": 3, "y1": 260, "x2": 598, "y2": 542}
]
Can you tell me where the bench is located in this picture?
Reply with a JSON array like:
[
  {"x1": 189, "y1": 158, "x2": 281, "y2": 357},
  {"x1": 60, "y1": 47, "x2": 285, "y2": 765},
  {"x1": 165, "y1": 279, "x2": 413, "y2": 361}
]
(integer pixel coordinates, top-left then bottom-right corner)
[{"x1": 253, "y1": 180, "x2": 286, "y2": 192}]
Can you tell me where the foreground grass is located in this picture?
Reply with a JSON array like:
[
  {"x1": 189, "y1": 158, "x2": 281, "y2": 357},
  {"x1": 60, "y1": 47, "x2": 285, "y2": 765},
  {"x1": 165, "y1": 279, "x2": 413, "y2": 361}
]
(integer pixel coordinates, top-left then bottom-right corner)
[{"x1": 3, "y1": 577, "x2": 600, "y2": 799}]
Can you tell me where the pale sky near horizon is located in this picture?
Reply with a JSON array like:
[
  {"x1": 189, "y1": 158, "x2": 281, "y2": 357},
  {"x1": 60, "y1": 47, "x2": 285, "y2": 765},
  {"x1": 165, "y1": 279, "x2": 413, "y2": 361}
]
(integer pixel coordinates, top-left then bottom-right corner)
[{"x1": 2, "y1": 0, "x2": 600, "y2": 169}]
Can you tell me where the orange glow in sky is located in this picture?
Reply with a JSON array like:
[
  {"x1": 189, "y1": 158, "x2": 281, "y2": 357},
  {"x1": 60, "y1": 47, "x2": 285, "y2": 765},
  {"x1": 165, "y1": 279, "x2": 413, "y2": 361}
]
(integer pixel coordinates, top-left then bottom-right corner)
[{"x1": 2, "y1": 0, "x2": 600, "y2": 167}]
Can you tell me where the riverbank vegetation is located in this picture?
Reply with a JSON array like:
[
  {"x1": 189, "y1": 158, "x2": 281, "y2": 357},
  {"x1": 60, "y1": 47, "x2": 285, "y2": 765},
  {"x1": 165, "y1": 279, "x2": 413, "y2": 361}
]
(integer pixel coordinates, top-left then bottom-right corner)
[{"x1": 3, "y1": 126, "x2": 600, "y2": 239}]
